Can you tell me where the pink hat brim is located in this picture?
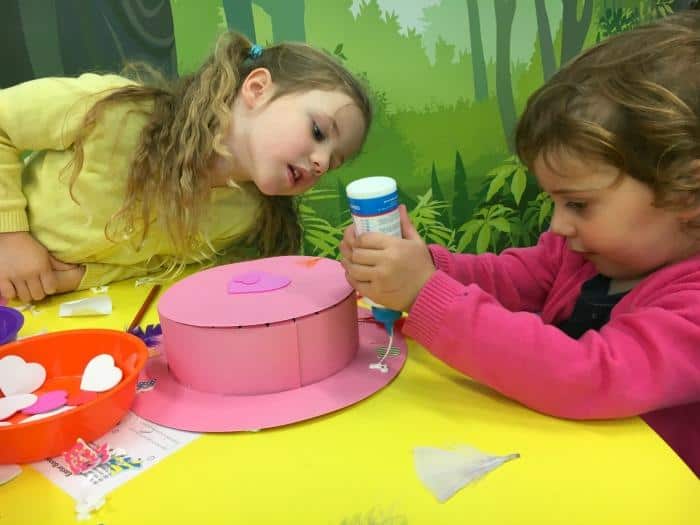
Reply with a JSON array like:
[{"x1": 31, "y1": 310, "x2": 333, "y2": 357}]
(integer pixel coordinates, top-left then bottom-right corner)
[{"x1": 131, "y1": 315, "x2": 407, "y2": 432}]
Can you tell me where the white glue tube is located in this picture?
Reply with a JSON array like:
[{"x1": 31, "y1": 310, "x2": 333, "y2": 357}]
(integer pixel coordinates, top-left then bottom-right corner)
[
  {"x1": 346, "y1": 176, "x2": 403, "y2": 373},
  {"x1": 346, "y1": 176, "x2": 402, "y2": 238}
]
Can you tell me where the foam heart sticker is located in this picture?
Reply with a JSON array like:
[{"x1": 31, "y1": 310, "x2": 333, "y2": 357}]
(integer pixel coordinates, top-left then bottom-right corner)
[
  {"x1": 22, "y1": 390, "x2": 68, "y2": 415},
  {"x1": 227, "y1": 271, "x2": 291, "y2": 294},
  {"x1": 231, "y1": 272, "x2": 260, "y2": 285},
  {"x1": 0, "y1": 394, "x2": 38, "y2": 420},
  {"x1": 20, "y1": 405, "x2": 73, "y2": 423},
  {"x1": 80, "y1": 354, "x2": 123, "y2": 392},
  {"x1": 0, "y1": 355, "x2": 46, "y2": 396}
]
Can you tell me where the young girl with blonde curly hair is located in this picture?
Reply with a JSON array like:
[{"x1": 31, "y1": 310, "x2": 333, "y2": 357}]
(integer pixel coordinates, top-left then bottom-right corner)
[{"x1": 0, "y1": 33, "x2": 370, "y2": 302}]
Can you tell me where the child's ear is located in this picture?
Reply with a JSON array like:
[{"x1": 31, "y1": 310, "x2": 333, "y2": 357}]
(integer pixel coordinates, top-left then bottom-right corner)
[{"x1": 240, "y1": 68, "x2": 273, "y2": 109}]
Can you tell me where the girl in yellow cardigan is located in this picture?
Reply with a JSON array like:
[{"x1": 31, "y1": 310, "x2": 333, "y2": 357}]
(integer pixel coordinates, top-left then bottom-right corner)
[{"x1": 0, "y1": 33, "x2": 370, "y2": 303}]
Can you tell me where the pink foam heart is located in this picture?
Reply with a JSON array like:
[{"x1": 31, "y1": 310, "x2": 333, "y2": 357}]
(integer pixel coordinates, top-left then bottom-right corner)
[
  {"x1": 227, "y1": 271, "x2": 291, "y2": 294},
  {"x1": 22, "y1": 390, "x2": 68, "y2": 415},
  {"x1": 19, "y1": 405, "x2": 73, "y2": 423},
  {"x1": 231, "y1": 272, "x2": 260, "y2": 285}
]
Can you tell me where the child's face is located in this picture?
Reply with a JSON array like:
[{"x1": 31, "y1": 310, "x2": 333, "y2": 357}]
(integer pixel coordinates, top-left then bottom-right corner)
[
  {"x1": 227, "y1": 72, "x2": 366, "y2": 196},
  {"x1": 534, "y1": 151, "x2": 698, "y2": 280}
]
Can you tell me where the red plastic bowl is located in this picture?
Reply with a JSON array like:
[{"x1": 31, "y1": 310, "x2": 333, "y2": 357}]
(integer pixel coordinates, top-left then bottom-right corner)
[{"x1": 0, "y1": 329, "x2": 148, "y2": 464}]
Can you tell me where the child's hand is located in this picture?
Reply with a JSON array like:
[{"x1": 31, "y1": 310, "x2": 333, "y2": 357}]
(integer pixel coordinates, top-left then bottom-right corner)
[
  {"x1": 0, "y1": 232, "x2": 83, "y2": 302},
  {"x1": 341, "y1": 205, "x2": 435, "y2": 311},
  {"x1": 49, "y1": 255, "x2": 86, "y2": 296}
]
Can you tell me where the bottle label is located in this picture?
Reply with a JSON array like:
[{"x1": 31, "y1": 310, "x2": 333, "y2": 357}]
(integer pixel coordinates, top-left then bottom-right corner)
[
  {"x1": 348, "y1": 190, "x2": 401, "y2": 238},
  {"x1": 348, "y1": 192, "x2": 399, "y2": 216}
]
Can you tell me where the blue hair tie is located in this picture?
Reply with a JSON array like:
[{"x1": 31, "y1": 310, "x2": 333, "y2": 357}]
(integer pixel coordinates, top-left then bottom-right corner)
[{"x1": 248, "y1": 44, "x2": 263, "y2": 59}]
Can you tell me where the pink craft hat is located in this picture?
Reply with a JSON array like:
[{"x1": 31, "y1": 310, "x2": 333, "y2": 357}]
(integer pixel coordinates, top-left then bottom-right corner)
[{"x1": 131, "y1": 256, "x2": 406, "y2": 432}]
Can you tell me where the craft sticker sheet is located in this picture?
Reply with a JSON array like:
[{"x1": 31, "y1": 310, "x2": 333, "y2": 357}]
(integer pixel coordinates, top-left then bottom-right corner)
[{"x1": 31, "y1": 411, "x2": 201, "y2": 501}]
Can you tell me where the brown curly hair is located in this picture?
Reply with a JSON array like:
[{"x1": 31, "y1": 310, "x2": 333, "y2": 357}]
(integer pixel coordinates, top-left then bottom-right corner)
[
  {"x1": 67, "y1": 32, "x2": 371, "y2": 267},
  {"x1": 516, "y1": 11, "x2": 700, "y2": 223}
]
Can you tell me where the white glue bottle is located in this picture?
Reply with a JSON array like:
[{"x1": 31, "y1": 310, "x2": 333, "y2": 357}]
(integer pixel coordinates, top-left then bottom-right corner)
[
  {"x1": 346, "y1": 176, "x2": 403, "y2": 373},
  {"x1": 346, "y1": 176, "x2": 402, "y2": 238}
]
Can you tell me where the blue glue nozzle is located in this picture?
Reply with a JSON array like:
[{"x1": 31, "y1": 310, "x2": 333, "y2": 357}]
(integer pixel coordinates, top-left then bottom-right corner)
[{"x1": 371, "y1": 306, "x2": 402, "y2": 335}]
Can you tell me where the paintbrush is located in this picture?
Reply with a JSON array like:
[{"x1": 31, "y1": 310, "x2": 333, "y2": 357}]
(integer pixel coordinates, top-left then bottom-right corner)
[{"x1": 127, "y1": 284, "x2": 161, "y2": 333}]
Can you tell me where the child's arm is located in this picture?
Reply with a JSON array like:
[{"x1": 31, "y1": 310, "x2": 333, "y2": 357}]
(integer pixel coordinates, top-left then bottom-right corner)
[
  {"x1": 340, "y1": 205, "x2": 436, "y2": 311},
  {"x1": 0, "y1": 74, "x2": 128, "y2": 299},
  {"x1": 421, "y1": 232, "x2": 565, "y2": 314},
  {"x1": 341, "y1": 206, "x2": 563, "y2": 313},
  {"x1": 78, "y1": 262, "x2": 157, "y2": 290},
  {"x1": 0, "y1": 232, "x2": 86, "y2": 302},
  {"x1": 403, "y1": 271, "x2": 700, "y2": 419},
  {"x1": 0, "y1": 76, "x2": 115, "y2": 226}
]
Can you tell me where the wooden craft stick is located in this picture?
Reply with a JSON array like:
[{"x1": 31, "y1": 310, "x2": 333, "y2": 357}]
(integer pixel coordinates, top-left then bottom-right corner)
[{"x1": 127, "y1": 284, "x2": 161, "y2": 332}]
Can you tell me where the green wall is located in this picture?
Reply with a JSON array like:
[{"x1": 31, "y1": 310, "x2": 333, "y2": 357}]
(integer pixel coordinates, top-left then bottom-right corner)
[{"x1": 2, "y1": 0, "x2": 685, "y2": 257}]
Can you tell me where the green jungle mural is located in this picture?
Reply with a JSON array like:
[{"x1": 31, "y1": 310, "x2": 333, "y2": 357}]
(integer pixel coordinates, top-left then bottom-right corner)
[{"x1": 2, "y1": 0, "x2": 692, "y2": 258}]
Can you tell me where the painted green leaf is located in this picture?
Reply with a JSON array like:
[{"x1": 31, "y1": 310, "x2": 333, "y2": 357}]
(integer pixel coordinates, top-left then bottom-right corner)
[
  {"x1": 539, "y1": 197, "x2": 553, "y2": 228},
  {"x1": 486, "y1": 170, "x2": 510, "y2": 202},
  {"x1": 490, "y1": 217, "x2": 510, "y2": 233},
  {"x1": 456, "y1": 220, "x2": 482, "y2": 252},
  {"x1": 510, "y1": 168, "x2": 527, "y2": 205},
  {"x1": 476, "y1": 225, "x2": 491, "y2": 253}
]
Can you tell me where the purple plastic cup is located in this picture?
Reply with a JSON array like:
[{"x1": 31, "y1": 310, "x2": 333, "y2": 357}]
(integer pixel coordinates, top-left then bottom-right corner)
[{"x1": 0, "y1": 306, "x2": 24, "y2": 345}]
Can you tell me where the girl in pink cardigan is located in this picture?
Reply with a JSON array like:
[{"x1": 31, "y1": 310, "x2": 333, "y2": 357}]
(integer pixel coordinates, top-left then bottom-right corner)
[{"x1": 341, "y1": 12, "x2": 700, "y2": 476}]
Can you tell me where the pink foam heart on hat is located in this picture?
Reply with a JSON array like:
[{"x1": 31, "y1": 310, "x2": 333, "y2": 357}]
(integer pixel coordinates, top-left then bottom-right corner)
[
  {"x1": 0, "y1": 394, "x2": 37, "y2": 420},
  {"x1": 80, "y1": 354, "x2": 123, "y2": 392},
  {"x1": 0, "y1": 355, "x2": 46, "y2": 396},
  {"x1": 227, "y1": 271, "x2": 291, "y2": 294},
  {"x1": 22, "y1": 390, "x2": 68, "y2": 415}
]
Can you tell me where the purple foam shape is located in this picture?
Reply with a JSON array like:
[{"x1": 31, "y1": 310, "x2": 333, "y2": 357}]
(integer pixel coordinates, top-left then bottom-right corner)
[
  {"x1": 129, "y1": 324, "x2": 163, "y2": 348},
  {"x1": 0, "y1": 306, "x2": 24, "y2": 345}
]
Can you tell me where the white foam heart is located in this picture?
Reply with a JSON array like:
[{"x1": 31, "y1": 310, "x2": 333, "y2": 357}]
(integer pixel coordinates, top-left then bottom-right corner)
[
  {"x1": 80, "y1": 354, "x2": 123, "y2": 392},
  {"x1": 0, "y1": 355, "x2": 47, "y2": 396},
  {"x1": 0, "y1": 464, "x2": 22, "y2": 486},
  {"x1": 0, "y1": 393, "x2": 38, "y2": 420},
  {"x1": 20, "y1": 405, "x2": 73, "y2": 423}
]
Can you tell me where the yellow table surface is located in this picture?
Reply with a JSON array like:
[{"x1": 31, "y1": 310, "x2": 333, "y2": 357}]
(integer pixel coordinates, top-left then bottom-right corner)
[{"x1": 1, "y1": 278, "x2": 697, "y2": 524}]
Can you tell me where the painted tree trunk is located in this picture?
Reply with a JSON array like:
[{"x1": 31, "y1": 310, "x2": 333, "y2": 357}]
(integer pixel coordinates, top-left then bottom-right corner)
[
  {"x1": 495, "y1": 0, "x2": 517, "y2": 152},
  {"x1": 561, "y1": 0, "x2": 594, "y2": 67},
  {"x1": 258, "y1": 0, "x2": 307, "y2": 42},
  {"x1": 535, "y1": 0, "x2": 557, "y2": 80},
  {"x1": 223, "y1": 0, "x2": 257, "y2": 42},
  {"x1": 466, "y1": 0, "x2": 488, "y2": 102}
]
